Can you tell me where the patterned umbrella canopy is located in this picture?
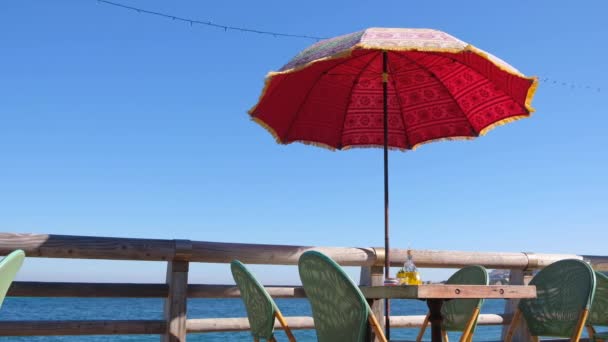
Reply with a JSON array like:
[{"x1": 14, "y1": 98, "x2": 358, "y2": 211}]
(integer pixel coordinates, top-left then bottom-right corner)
[
  {"x1": 250, "y1": 28, "x2": 537, "y2": 150},
  {"x1": 248, "y1": 28, "x2": 537, "y2": 338}
]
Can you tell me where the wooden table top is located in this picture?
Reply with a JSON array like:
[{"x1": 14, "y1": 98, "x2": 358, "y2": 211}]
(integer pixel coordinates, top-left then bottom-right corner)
[{"x1": 360, "y1": 284, "x2": 536, "y2": 299}]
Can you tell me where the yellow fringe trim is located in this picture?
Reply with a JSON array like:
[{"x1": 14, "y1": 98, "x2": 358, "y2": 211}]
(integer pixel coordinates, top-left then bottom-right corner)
[
  {"x1": 342, "y1": 144, "x2": 408, "y2": 152},
  {"x1": 247, "y1": 76, "x2": 274, "y2": 116},
  {"x1": 249, "y1": 42, "x2": 538, "y2": 117},
  {"x1": 251, "y1": 114, "x2": 531, "y2": 152},
  {"x1": 464, "y1": 45, "x2": 524, "y2": 76},
  {"x1": 525, "y1": 76, "x2": 539, "y2": 113},
  {"x1": 464, "y1": 45, "x2": 538, "y2": 114},
  {"x1": 248, "y1": 35, "x2": 539, "y2": 151},
  {"x1": 251, "y1": 116, "x2": 339, "y2": 151},
  {"x1": 291, "y1": 139, "x2": 338, "y2": 151},
  {"x1": 267, "y1": 49, "x2": 354, "y2": 78},
  {"x1": 410, "y1": 135, "x2": 476, "y2": 151},
  {"x1": 258, "y1": 42, "x2": 536, "y2": 84},
  {"x1": 251, "y1": 116, "x2": 283, "y2": 145},
  {"x1": 338, "y1": 136, "x2": 476, "y2": 151},
  {"x1": 478, "y1": 114, "x2": 530, "y2": 137}
]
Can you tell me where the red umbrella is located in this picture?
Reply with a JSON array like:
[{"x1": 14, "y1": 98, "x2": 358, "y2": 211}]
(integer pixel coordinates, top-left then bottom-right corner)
[{"x1": 249, "y1": 27, "x2": 537, "y2": 335}]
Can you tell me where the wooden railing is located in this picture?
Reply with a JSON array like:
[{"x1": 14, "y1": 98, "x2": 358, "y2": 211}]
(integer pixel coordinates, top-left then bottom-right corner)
[{"x1": 0, "y1": 233, "x2": 606, "y2": 341}]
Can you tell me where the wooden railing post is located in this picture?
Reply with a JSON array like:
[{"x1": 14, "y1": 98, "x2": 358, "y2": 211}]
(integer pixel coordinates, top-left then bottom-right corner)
[
  {"x1": 162, "y1": 240, "x2": 192, "y2": 342},
  {"x1": 501, "y1": 265, "x2": 534, "y2": 342},
  {"x1": 361, "y1": 248, "x2": 385, "y2": 342}
]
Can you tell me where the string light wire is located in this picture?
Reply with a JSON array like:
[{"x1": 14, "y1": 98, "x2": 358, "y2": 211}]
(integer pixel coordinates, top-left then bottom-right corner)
[
  {"x1": 97, "y1": 0, "x2": 327, "y2": 41},
  {"x1": 96, "y1": 0, "x2": 599, "y2": 92}
]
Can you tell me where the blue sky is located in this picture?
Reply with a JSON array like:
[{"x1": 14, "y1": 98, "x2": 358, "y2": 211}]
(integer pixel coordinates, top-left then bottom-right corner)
[{"x1": 1, "y1": 0, "x2": 607, "y2": 284}]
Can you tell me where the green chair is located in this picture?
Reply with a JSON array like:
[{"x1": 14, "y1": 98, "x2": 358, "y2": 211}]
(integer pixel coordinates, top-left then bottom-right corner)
[
  {"x1": 298, "y1": 250, "x2": 387, "y2": 342},
  {"x1": 587, "y1": 271, "x2": 608, "y2": 341},
  {"x1": 505, "y1": 259, "x2": 596, "y2": 342},
  {"x1": 0, "y1": 250, "x2": 25, "y2": 309},
  {"x1": 416, "y1": 265, "x2": 488, "y2": 342},
  {"x1": 231, "y1": 260, "x2": 296, "y2": 342}
]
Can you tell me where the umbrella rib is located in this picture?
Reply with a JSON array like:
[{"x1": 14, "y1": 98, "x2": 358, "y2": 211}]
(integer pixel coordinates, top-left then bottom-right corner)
[
  {"x1": 432, "y1": 53, "x2": 532, "y2": 132},
  {"x1": 337, "y1": 51, "x2": 380, "y2": 149},
  {"x1": 391, "y1": 52, "x2": 480, "y2": 137},
  {"x1": 283, "y1": 51, "x2": 377, "y2": 143},
  {"x1": 429, "y1": 51, "x2": 529, "y2": 108},
  {"x1": 386, "y1": 53, "x2": 413, "y2": 150},
  {"x1": 425, "y1": 50, "x2": 532, "y2": 133}
]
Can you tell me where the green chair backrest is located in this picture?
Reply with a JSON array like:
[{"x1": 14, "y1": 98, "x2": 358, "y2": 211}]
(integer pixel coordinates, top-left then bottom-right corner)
[
  {"x1": 0, "y1": 250, "x2": 25, "y2": 308},
  {"x1": 442, "y1": 265, "x2": 488, "y2": 331},
  {"x1": 231, "y1": 260, "x2": 277, "y2": 340},
  {"x1": 518, "y1": 259, "x2": 596, "y2": 337},
  {"x1": 588, "y1": 271, "x2": 608, "y2": 326},
  {"x1": 298, "y1": 250, "x2": 369, "y2": 342}
]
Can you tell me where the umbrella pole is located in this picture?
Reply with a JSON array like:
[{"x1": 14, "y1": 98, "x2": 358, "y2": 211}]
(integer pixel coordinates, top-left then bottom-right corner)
[{"x1": 382, "y1": 50, "x2": 391, "y2": 339}]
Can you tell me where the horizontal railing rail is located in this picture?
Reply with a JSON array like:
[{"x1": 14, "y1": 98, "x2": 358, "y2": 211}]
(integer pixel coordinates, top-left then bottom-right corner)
[
  {"x1": 0, "y1": 320, "x2": 166, "y2": 336},
  {"x1": 7, "y1": 282, "x2": 308, "y2": 298},
  {"x1": 0, "y1": 232, "x2": 605, "y2": 342},
  {"x1": 0, "y1": 314, "x2": 509, "y2": 336},
  {"x1": 0, "y1": 233, "x2": 591, "y2": 269}
]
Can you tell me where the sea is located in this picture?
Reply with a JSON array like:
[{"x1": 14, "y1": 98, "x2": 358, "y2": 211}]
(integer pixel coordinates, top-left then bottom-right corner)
[{"x1": 0, "y1": 297, "x2": 509, "y2": 341}]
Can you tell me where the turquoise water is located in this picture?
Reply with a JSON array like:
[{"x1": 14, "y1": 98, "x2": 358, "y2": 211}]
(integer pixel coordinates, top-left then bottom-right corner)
[{"x1": 0, "y1": 297, "x2": 506, "y2": 341}]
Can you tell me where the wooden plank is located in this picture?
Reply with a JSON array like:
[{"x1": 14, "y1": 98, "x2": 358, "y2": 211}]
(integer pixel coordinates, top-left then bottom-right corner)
[
  {"x1": 417, "y1": 285, "x2": 536, "y2": 299},
  {"x1": 7, "y1": 282, "x2": 306, "y2": 298},
  {"x1": 404, "y1": 313, "x2": 506, "y2": 329},
  {"x1": 188, "y1": 284, "x2": 307, "y2": 298},
  {"x1": 360, "y1": 265, "x2": 385, "y2": 342},
  {"x1": 0, "y1": 233, "x2": 582, "y2": 269},
  {"x1": 8, "y1": 281, "x2": 168, "y2": 298},
  {"x1": 191, "y1": 241, "x2": 378, "y2": 266},
  {"x1": 0, "y1": 320, "x2": 165, "y2": 336},
  {"x1": 185, "y1": 314, "x2": 507, "y2": 333},
  {"x1": 0, "y1": 233, "x2": 379, "y2": 266},
  {"x1": 582, "y1": 255, "x2": 608, "y2": 271},
  {"x1": 390, "y1": 250, "x2": 580, "y2": 269},
  {"x1": 361, "y1": 285, "x2": 418, "y2": 299},
  {"x1": 186, "y1": 243, "x2": 580, "y2": 268},
  {"x1": 7, "y1": 282, "x2": 535, "y2": 300},
  {"x1": 361, "y1": 285, "x2": 536, "y2": 299},
  {"x1": 163, "y1": 261, "x2": 189, "y2": 342},
  {"x1": 501, "y1": 269, "x2": 533, "y2": 342},
  {"x1": 0, "y1": 233, "x2": 175, "y2": 261},
  {"x1": 0, "y1": 314, "x2": 508, "y2": 336},
  {"x1": 187, "y1": 316, "x2": 314, "y2": 332}
]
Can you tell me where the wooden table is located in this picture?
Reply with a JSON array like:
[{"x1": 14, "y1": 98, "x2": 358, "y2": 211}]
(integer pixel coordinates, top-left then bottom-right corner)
[{"x1": 360, "y1": 284, "x2": 536, "y2": 342}]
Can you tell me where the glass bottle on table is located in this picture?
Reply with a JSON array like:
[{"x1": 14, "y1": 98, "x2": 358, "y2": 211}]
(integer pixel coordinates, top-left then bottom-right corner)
[{"x1": 402, "y1": 249, "x2": 421, "y2": 285}]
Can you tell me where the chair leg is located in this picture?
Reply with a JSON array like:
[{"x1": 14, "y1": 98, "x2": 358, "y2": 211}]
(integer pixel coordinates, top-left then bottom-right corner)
[
  {"x1": 504, "y1": 309, "x2": 522, "y2": 342},
  {"x1": 416, "y1": 313, "x2": 430, "y2": 342},
  {"x1": 275, "y1": 310, "x2": 296, "y2": 342},
  {"x1": 587, "y1": 325, "x2": 596, "y2": 341},
  {"x1": 442, "y1": 329, "x2": 449, "y2": 342},
  {"x1": 254, "y1": 338, "x2": 259, "y2": 342},
  {"x1": 459, "y1": 307, "x2": 480, "y2": 342},
  {"x1": 531, "y1": 337, "x2": 539, "y2": 342},
  {"x1": 368, "y1": 312, "x2": 388, "y2": 342},
  {"x1": 268, "y1": 337, "x2": 277, "y2": 342},
  {"x1": 571, "y1": 309, "x2": 589, "y2": 342}
]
